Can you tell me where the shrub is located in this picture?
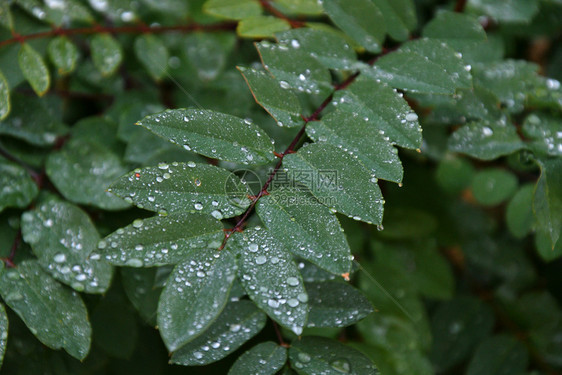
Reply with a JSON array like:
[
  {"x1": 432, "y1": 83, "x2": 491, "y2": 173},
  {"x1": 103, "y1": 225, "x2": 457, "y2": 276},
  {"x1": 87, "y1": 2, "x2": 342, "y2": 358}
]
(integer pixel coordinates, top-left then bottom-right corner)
[{"x1": 0, "y1": 0, "x2": 561, "y2": 374}]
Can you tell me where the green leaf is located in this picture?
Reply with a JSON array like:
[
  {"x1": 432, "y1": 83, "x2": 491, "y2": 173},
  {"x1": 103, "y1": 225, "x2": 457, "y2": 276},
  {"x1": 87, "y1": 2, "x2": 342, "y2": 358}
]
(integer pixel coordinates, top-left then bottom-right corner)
[
  {"x1": 228, "y1": 341, "x2": 287, "y2": 375},
  {"x1": 134, "y1": 34, "x2": 169, "y2": 81},
  {"x1": 534, "y1": 158, "x2": 562, "y2": 250},
  {"x1": 466, "y1": 335, "x2": 529, "y2": 375},
  {"x1": 238, "y1": 16, "x2": 291, "y2": 38},
  {"x1": 239, "y1": 67, "x2": 303, "y2": 128},
  {"x1": 0, "y1": 303, "x2": 6, "y2": 369},
  {"x1": 171, "y1": 300, "x2": 267, "y2": 365},
  {"x1": 90, "y1": 33, "x2": 123, "y2": 76},
  {"x1": 182, "y1": 33, "x2": 236, "y2": 82},
  {"x1": 137, "y1": 109, "x2": 275, "y2": 165},
  {"x1": 472, "y1": 60, "x2": 538, "y2": 113},
  {"x1": 422, "y1": 11, "x2": 487, "y2": 50},
  {"x1": 0, "y1": 2, "x2": 13, "y2": 30},
  {"x1": 18, "y1": 43, "x2": 50, "y2": 96},
  {"x1": 256, "y1": 40, "x2": 332, "y2": 97},
  {"x1": 203, "y1": 0, "x2": 262, "y2": 20},
  {"x1": 506, "y1": 184, "x2": 535, "y2": 239},
  {"x1": 256, "y1": 187, "x2": 352, "y2": 275},
  {"x1": 306, "y1": 281, "x2": 373, "y2": 328},
  {"x1": 429, "y1": 296, "x2": 495, "y2": 372},
  {"x1": 471, "y1": 168, "x2": 518, "y2": 206},
  {"x1": 289, "y1": 336, "x2": 377, "y2": 374},
  {"x1": 448, "y1": 119, "x2": 526, "y2": 160},
  {"x1": 0, "y1": 94, "x2": 67, "y2": 146},
  {"x1": 229, "y1": 226, "x2": 308, "y2": 334},
  {"x1": 21, "y1": 201, "x2": 113, "y2": 293},
  {"x1": 372, "y1": 0, "x2": 416, "y2": 42},
  {"x1": 157, "y1": 249, "x2": 237, "y2": 351},
  {"x1": 0, "y1": 260, "x2": 91, "y2": 360},
  {"x1": 121, "y1": 267, "x2": 167, "y2": 325},
  {"x1": 47, "y1": 36, "x2": 79, "y2": 75},
  {"x1": 333, "y1": 76, "x2": 422, "y2": 150},
  {"x1": 323, "y1": 0, "x2": 385, "y2": 53},
  {"x1": 0, "y1": 69, "x2": 9, "y2": 120},
  {"x1": 101, "y1": 213, "x2": 224, "y2": 267},
  {"x1": 522, "y1": 112, "x2": 562, "y2": 156},
  {"x1": 109, "y1": 162, "x2": 251, "y2": 218},
  {"x1": 46, "y1": 138, "x2": 130, "y2": 210},
  {"x1": 283, "y1": 143, "x2": 384, "y2": 225},
  {"x1": 435, "y1": 155, "x2": 475, "y2": 194},
  {"x1": 361, "y1": 38, "x2": 473, "y2": 94},
  {"x1": 0, "y1": 157, "x2": 38, "y2": 213},
  {"x1": 467, "y1": 0, "x2": 539, "y2": 23},
  {"x1": 276, "y1": 28, "x2": 356, "y2": 70}
]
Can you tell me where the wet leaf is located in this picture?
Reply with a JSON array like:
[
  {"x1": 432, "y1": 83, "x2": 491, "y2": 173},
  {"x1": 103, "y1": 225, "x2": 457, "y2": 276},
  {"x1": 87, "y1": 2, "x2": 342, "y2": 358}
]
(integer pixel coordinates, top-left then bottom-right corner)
[
  {"x1": 237, "y1": 16, "x2": 291, "y2": 38},
  {"x1": 121, "y1": 267, "x2": 169, "y2": 325},
  {"x1": 362, "y1": 38, "x2": 473, "y2": 94},
  {"x1": 289, "y1": 336, "x2": 378, "y2": 374},
  {"x1": 137, "y1": 109, "x2": 275, "y2": 165},
  {"x1": 171, "y1": 300, "x2": 267, "y2": 365},
  {"x1": 46, "y1": 138, "x2": 130, "y2": 210},
  {"x1": 239, "y1": 67, "x2": 303, "y2": 128},
  {"x1": 0, "y1": 69, "x2": 9, "y2": 120},
  {"x1": 21, "y1": 201, "x2": 113, "y2": 294},
  {"x1": 109, "y1": 162, "x2": 251, "y2": 218},
  {"x1": 228, "y1": 341, "x2": 287, "y2": 375},
  {"x1": 257, "y1": 187, "x2": 351, "y2": 274},
  {"x1": 466, "y1": 0, "x2": 539, "y2": 23},
  {"x1": 157, "y1": 249, "x2": 237, "y2": 351},
  {"x1": 0, "y1": 157, "x2": 38, "y2": 213},
  {"x1": 18, "y1": 43, "x2": 50, "y2": 96},
  {"x1": 0, "y1": 303, "x2": 6, "y2": 369},
  {"x1": 471, "y1": 168, "x2": 518, "y2": 206},
  {"x1": 275, "y1": 0, "x2": 323, "y2": 15},
  {"x1": 134, "y1": 34, "x2": 168, "y2": 81},
  {"x1": 323, "y1": 0, "x2": 385, "y2": 53},
  {"x1": 422, "y1": 11, "x2": 487, "y2": 51},
  {"x1": 0, "y1": 94, "x2": 67, "y2": 146},
  {"x1": 48, "y1": 36, "x2": 79, "y2": 75},
  {"x1": 534, "y1": 158, "x2": 562, "y2": 250},
  {"x1": 90, "y1": 33, "x2": 123, "y2": 76},
  {"x1": 276, "y1": 28, "x2": 356, "y2": 70},
  {"x1": 332, "y1": 76, "x2": 422, "y2": 150},
  {"x1": 0, "y1": 260, "x2": 91, "y2": 360},
  {"x1": 101, "y1": 213, "x2": 224, "y2": 267},
  {"x1": 229, "y1": 226, "x2": 308, "y2": 334},
  {"x1": 283, "y1": 143, "x2": 384, "y2": 225},
  {"x1": 522, "y1": 112, "x2": 562, "y2": 157},
  {"x1": 203, "y1": 0, "x2": 261, "y2": 20},
  {"x1": 448, "y1": 119, "x2": 526, "y2": 160},
  {"x1": 306, "y1": 281, "x2": 373, "y2": 328}
]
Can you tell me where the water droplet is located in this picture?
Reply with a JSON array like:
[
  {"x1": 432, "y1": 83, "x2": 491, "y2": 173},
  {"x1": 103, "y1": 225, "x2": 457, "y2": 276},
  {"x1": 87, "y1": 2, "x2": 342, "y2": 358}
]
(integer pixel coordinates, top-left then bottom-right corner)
[
  {"x1": 298, "y1": 352, "x2": 311, "y2": 363},
  {"x1": 187, "y1": 161, "x2": 196, "y2": 168},
  {"x1": 287, "y1": 298, "x2": 299, "y2": 307},
  {"x1": 194, "y1": 179, "x2": 202, "y2": 186},
  {"x1": 330, "y1": 359, "x2": 351, "y2": 373},
  {"x1": 255, "y1": 255, "x2": 267, "y2": 265},
  {"x1": 132, "y1": 219, "x2": 143, "y2": 228},
  {"x1": 406, "y1": 113, "x2": 418, "y2": 121},
  {"x1": 126, "y1": 258, "x2": 143, "y2": 267},
  {"x1": 53, "y1": 253, "x2": 66, "y2": 263},
  {"x1": 287, "y1": 277, "x2": 299, "y2": 286},
  {"x1": 194, "y1": 203, "x2": 203, "y2": 210},
  {"x1": 248, "y1": 243, "x2": 258, "y2": 252}
]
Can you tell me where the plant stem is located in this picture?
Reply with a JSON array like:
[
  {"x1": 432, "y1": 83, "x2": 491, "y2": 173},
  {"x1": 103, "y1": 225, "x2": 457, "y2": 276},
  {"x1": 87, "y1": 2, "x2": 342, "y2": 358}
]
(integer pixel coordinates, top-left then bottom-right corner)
[
  {"x1": 454, "y1": 0, "x2": 468, "y2": 13},
  {"x1": 0, "y1": 21, "x2": 237, "y2": 49},
  {"x1": 1, "y1": 229, "x2": 21, "y2": 268},
  {"x1": 259, "y1": 0, "x2": 306, "y2": 28}
]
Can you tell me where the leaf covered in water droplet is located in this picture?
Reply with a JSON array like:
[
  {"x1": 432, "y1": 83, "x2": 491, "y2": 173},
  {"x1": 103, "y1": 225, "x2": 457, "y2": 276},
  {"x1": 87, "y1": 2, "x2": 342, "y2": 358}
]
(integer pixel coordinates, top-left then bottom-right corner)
[
  {"x1": 101, "y1": 212, "x2": 224, "y2": 266},
  {"x1": 228, "y1": 226, "x2": 309, "y2": 333},
  {"x1": 20, "y1": 201, "x2": 112, "y2": 294},
  {"x1": 228, "y1": 341, "x2": 287, "y2": 375},
  {"x1": 109, "y1": 162, "x2": 251, "y2": 218},
  {"x1": 171, "y1": 300, "x2": 267, "y2": 365},
  {"x1": 0, "y1": 303, "x2": 7, "y2": 369},
  {"x1": 90, "y1": 33, "x2": 123, "y2": 76},
  {"x1": 256, "y1": 187, "x2": 352, "y2": 274},
  {"x1": 283, "y1": 143, "x2": 384, "y2": 225},
  {"x1": 0, "y1": 157, "x2": 38, "y2": 213},
  {"x1": 289, "y1": 335, "x2": 378, "y2": 374},
  {"x1": 0, "y1": 260, "x2": 91, "y2": 360},
  {"x1": 157, "y1": 249, "x2": 237, "y2": 351},
  {"x1": 138, "y1": 109, "x2": 275, "y2": 165}
]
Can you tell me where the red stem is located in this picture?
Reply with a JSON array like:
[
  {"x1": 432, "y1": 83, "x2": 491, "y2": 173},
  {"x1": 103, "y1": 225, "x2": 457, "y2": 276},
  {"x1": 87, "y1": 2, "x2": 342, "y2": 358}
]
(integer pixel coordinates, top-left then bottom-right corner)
[
  {"x1": 0, "y1": 21, "x2": 237, "y2": 49},
  {"x1": 259, "y1": 0, "x2": 306, "y2": 28},
  {"x1": 1, "y1": 230, "x2": 21, "y2": 268},
  {"x1": 454, "y1": 0, "x2": 468, "y2": 12}
]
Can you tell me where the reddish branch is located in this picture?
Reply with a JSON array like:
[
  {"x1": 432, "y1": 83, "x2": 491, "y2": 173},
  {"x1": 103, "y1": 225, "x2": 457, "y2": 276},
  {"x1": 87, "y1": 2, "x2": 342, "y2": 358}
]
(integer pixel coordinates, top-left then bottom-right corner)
[
  {"x1": 0, "y1": 21, "x2": 237, "y2": 49},
  {"x1": 454, "y1": 0, "x2": 468, "y2": 13},
  {"x1": 1, "y1": 230, "x2": 21, "y2": 268}
]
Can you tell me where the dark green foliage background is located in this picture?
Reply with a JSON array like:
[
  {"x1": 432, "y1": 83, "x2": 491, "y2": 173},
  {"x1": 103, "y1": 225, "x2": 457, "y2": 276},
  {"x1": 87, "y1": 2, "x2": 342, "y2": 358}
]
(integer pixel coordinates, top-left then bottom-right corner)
[{"x1": 0, "y1": 0, "x2": 561, "y2": 374}]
